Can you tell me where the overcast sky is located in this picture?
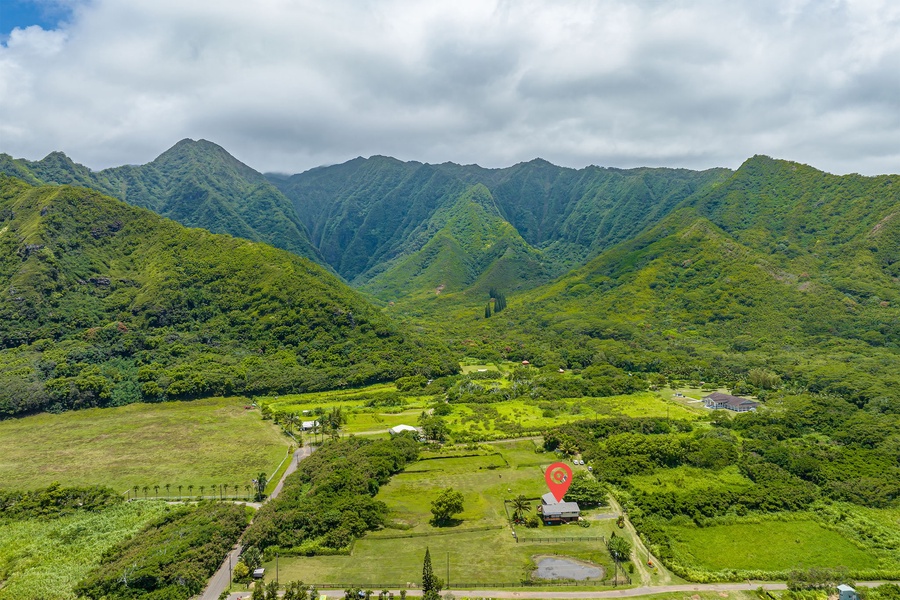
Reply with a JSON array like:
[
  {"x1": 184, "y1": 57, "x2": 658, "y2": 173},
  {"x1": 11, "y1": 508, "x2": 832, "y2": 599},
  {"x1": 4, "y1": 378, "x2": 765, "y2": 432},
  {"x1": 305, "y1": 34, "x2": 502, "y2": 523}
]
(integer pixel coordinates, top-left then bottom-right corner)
[{"x1": 1, "y1": 0, "x2": 898, "y2": 175}]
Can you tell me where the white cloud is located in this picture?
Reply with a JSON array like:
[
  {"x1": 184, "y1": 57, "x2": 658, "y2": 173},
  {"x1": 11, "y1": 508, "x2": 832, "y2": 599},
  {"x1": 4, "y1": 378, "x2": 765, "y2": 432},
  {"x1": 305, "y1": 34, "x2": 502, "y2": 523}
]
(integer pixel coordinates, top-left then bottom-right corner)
[{"x1": 0, "y1": 0, "x2": 898, "y2": 175}]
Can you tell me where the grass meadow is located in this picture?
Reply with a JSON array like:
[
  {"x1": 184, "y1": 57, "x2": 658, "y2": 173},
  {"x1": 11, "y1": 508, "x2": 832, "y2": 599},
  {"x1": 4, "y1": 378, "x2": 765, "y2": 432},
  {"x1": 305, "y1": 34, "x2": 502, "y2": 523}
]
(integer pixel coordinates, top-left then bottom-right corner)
[
  {"x1": 271, "y1": 439, "x2": 627, "y2": 586},
  {"x1": 628, "y1": 465, "x2": 754, "y2": 495},
  {"x1": 665, "y1": 520, "x2": 882, "y2": 572},
  {"x1": 0, "y1": 397, "x2": 290, "y2": 493},
  {"x1": 0, "y1": 502, "x2": 170, "y2": 600}
]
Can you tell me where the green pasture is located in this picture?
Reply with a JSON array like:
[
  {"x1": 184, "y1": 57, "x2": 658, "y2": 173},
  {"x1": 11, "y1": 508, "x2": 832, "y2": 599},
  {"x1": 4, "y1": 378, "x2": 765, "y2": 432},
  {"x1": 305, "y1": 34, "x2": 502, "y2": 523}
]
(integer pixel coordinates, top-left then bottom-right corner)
[
  {"x1": 373, "y1": 440, "x2": 547, "y2": 534},
  {"x1": 272, "y1": 439, "x2": 627, "y2": 586},
  {"x1": 0, "y1": 398, "x2": 290, "y2": 493},
  {"x1": 666, "y1": 519, "x2": 883, "y2": 572},
  {"x1": 628, "y1": 465, "x2": 753, "y2": 495},
  {"x1": 270, "y1": 529, "x2": 615, "y2": 586},
  {"x1": 0, "y1": 502, "x2": 169, "y2": 600},
  {"x1": 445, "y1": 393, "x2": 703, "y2": 440}
]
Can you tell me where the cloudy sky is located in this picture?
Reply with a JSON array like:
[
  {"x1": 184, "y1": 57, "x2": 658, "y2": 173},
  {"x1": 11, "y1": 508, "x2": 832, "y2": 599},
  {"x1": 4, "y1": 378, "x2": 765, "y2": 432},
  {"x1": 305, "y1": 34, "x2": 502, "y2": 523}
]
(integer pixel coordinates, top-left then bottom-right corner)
[{"x1": 1, "y1": 0, "x2": 898, "y2": 175}]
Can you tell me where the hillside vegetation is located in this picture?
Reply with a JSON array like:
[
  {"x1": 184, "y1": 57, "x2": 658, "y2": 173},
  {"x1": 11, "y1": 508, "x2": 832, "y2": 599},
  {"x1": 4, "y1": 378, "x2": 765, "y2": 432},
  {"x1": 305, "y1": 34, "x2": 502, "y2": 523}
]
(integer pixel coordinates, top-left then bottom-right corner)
[
  {"x1": 423, "y1": 157, "x2": 900, "y2": 409},
  {"x1": 0, "y1": 176, "x2": 456, "y2": 418}
]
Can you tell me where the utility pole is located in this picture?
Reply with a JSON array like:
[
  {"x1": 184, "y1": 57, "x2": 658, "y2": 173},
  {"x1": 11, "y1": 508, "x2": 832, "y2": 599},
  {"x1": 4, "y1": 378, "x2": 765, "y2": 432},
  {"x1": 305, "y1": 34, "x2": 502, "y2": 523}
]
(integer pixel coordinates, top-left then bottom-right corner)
[
  {"x1": 447, "y1": 551, "x2": 450, "y2": 589},
  {"x1": 276, "y1": 552, "x2": 279, "y2": 585}
]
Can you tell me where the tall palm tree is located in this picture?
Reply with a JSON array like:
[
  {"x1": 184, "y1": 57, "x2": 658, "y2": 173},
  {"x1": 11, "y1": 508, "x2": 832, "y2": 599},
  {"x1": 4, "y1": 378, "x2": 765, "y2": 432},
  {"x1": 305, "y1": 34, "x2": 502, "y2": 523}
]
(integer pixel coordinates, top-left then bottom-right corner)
[
  {"x1": 132, "y1": 485, "x2": 139, "y2": 500},
  {"x1": 199, "y1": 485, "x2": 205, "y2": 499},
  {"x1": 153, "y1": 485, "x2": 160, "y2": 498},
  {"x1": 244, "y1": 484, "x2": 252, "y2": 500},
  {"x1": 284, "y1": 412, "x2": 299, "y2": 435},
  {"x1": 327, "y1": 406, "x2": 346, "y2": 440},
  {"x1": 511, "y1": 494, "x2": 531, "y2": 523},
  {"x1": 233, "y1": 484, "x2": 239, "y2": 498},
  {"x1": 178, "y1": 484, "x2": 183, "y2": 500},
  {"x1": 165, "y1": 483, "x2": 171, "y2": 499},
  {"x1": 188, "y1": 484, "x2": 194, "y2": 499},
  {"x1": 311, "y1": 420, "x2": 320, "y2": 444},
  {"x1": 142, "y1": 485, "x2": 149, "y2": 500}
]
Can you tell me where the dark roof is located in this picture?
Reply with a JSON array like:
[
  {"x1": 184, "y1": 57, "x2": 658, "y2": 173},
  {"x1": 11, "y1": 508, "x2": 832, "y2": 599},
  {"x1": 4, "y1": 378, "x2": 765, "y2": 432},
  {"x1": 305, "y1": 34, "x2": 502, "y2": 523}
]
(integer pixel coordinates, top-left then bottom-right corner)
[{"x1": 704, "y1": 392, "x2": 759, "y2": 409}]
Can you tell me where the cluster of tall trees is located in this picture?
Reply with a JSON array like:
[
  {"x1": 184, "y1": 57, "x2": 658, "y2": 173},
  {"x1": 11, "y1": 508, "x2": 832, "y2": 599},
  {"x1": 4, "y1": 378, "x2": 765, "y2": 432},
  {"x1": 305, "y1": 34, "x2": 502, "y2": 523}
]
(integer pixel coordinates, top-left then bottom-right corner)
[{"x1": 243, "y1": 435, "x2": 419, "y2": 554}]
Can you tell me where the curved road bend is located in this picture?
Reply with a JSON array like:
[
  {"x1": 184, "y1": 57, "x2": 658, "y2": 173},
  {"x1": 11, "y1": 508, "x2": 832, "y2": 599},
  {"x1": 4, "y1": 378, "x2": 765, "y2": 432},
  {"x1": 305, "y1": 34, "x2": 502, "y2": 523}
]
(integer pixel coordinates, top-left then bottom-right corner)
[{"x1": 199, "y1": 445, "x2": 315, "y2": 600}]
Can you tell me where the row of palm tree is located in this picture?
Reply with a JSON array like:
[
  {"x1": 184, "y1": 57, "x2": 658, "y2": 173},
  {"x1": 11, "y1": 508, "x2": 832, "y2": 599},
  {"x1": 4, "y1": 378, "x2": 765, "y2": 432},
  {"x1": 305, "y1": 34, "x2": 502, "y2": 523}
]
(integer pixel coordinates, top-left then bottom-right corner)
[{"x1": 127, "y1": 483, "x2": 258, "y2": 501}]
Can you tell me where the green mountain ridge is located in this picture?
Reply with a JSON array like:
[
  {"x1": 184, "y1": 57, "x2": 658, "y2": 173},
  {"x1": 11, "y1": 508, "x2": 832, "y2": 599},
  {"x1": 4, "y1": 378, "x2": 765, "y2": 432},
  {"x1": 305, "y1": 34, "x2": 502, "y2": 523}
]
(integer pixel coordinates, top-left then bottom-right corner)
[
  {"x1": 0, "y1": 140, "x2": 323, "y2": 263},
  {"x1": 0, "y1": 176, "x2": 457, "y2": 418},
  {"x1": 270, "y1": 154, "x2": 732, "y2": 296}
]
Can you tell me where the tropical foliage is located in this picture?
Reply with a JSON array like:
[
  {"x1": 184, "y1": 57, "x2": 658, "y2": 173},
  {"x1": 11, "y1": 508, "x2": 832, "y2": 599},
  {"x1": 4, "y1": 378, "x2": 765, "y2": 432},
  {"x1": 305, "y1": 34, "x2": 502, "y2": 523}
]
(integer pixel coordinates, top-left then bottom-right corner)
[
  {"x1": 0, "y1": 176, "x2": 456, "y2": 417},
  {"x1": 75, "y1": 502, "x2": 248, "y2": 599},
  {"x1": 242, "y1": 435, "x2": 419, "y2": 555}
]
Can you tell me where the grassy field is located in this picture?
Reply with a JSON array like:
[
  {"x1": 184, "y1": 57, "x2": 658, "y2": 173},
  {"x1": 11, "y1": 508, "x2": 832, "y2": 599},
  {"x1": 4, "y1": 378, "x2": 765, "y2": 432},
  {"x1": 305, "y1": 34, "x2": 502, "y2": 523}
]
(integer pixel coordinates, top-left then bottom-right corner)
[
  {"x1": 0, "y1": 397, "x2": 291, "y2": 493},
  {"x1": 666, "y1": 520, "x2": 882, "y2": 571},
  {"x1": 0, "y1": 502, "x2": 170, "y2": 600},
  {"x1": 260, "y1": 380, "x2": 705, "y2": 444},
  {"x1": 272, "y1": 439, "x2": 629, "y2": 586},
  {"x1": 628, "y1": 465, "x2": 754, "y2": 495},
  {"x1": 445, "y1": 393, "x2": 703, "y2": 441},
  {"x1": 270, "y1": 530, "x2": 615, "y2": 586}
]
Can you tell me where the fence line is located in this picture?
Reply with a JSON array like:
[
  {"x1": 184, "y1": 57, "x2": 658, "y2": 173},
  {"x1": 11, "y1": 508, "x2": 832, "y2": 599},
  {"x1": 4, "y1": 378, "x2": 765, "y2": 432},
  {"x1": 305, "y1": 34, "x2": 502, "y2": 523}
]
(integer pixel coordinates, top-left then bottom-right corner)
[
  {"x1": 286, "y1": 580, "x2": 616, "y2": 589},
  {"x1": 369, "y1": 525, "x2": 503, "y2": 540},
  {"x1": 516, "y1": 535, "x2": 607, "y2": 543}
]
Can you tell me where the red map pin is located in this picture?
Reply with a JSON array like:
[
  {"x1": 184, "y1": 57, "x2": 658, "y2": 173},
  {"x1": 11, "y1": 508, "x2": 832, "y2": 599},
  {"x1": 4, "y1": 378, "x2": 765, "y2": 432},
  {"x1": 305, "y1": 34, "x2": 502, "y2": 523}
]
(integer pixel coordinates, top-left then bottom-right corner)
[{"x1": 545, "y1": 462, "x2": 573, "y2": 502}]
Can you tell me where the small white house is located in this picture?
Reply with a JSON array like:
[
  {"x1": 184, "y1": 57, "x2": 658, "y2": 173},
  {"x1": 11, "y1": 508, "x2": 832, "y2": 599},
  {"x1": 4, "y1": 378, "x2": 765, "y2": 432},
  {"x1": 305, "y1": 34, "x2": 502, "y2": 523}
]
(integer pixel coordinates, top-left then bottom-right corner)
[
  {"x1": 300, "y1": 420, "x2": 319, "y2": 431},
  {"x1": 389, "y1": 424, "x2": 421, "y2": 436}
]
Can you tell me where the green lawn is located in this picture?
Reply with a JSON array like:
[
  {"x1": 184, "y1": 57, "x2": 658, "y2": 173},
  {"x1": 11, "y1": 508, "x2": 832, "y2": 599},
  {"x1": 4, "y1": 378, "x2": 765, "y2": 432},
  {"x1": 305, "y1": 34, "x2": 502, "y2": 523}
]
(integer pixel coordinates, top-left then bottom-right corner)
[
  {"x1": 0, "y1": 398, "x2": 290, "y2": 493},
  {"x1": 667, "y1": 520, "x2": 882, "y2": 571},
  {"x1": 0, "y1": 502, "x2": 169, "y2": 600}
]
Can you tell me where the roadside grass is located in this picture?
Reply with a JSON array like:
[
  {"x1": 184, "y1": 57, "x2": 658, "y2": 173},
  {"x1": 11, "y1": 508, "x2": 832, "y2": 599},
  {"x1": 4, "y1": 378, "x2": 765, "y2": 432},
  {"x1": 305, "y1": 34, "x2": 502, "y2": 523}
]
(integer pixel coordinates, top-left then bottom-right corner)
[
  {"x1": 0, "y1": 397, "x2": 289, "y2": 493},
  {"x1": 666, "y1": 520, "x2": 882, "y2": 571},
  {"x1": 0, "y1": 502, "x2": 170, "y2": 600},
  {"x1": 628, "y1": 466, "x2": 754, "y2": 495}
]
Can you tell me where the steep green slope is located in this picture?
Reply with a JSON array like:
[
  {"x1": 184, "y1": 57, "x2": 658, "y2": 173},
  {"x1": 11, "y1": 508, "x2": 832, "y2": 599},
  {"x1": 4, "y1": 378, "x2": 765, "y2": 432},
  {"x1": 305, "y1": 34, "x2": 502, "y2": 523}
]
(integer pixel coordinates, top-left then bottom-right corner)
[
  {"x1": 362, "y1": 184, "x2": 550, "y2": 300},
  {"x1": 272, "y1": 157, "x2": 468, "y2": 281},
  {"x1": 272, "y1": 157, "x2": 731, "y2": 286},
  {"x1": 0, "y1": 176, "x2": 457, "y2": 418},
  {"x1": 0, "y1": 140, "x2": 322, "y2": 262},
  {"x1": 437, "y1": 159, "x2": 732, "y2": 265},
  {"x1": 412, "y1": 158, "x2": 900, "y2": 406}
]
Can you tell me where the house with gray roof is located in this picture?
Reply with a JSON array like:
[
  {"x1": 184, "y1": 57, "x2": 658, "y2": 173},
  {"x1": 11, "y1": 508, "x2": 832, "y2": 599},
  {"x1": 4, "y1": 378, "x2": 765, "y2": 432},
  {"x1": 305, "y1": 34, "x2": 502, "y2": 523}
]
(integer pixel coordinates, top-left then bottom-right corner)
[{"x1": 703, "y1": 392, "x2": 759, "y2": 412}]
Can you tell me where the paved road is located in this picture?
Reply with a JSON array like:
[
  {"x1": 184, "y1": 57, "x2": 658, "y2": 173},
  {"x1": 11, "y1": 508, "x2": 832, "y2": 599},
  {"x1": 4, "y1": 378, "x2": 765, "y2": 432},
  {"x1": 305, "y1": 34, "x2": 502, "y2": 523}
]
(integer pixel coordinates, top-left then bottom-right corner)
[
  {"x1": 223, "y1": 581, "x2": 894, "y2": 600},
  {"x1": 198, "y1": 445, "x2": 315, "y2": 600}
]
